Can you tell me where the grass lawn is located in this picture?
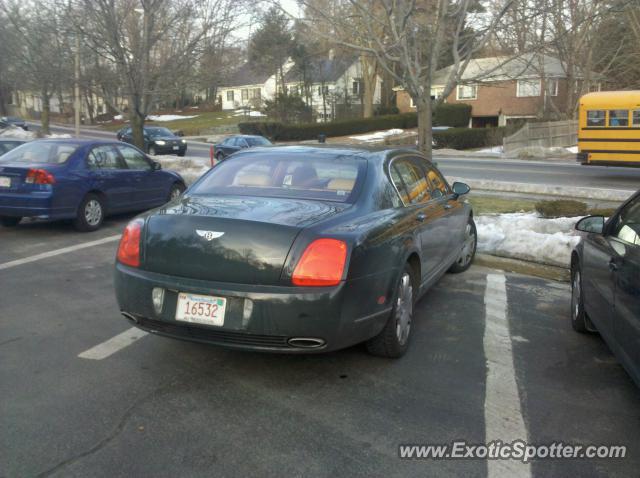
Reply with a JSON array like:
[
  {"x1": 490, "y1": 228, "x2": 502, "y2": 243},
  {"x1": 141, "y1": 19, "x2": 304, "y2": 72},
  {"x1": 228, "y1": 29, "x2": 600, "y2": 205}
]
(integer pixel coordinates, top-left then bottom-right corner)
[
  {"x1": 99, "y1": 111, "x2": 242, "y2": 135},
  {"x1": 468, "y1": 195, "x2": 618, "y2": 217},
  {"x1": 468, "y1": 196, "x2": 537, "y2": 214}
]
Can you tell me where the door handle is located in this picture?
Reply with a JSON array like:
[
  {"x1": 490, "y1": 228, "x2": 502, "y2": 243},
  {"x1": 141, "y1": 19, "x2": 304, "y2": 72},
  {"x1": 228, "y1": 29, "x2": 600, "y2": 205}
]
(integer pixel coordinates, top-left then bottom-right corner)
[
  {"x1": 416, "y1": 213, "x2": 426, "y2": 222},
  {"x1": 609, "y1": 260, "x2": 619, "y2": 272}
]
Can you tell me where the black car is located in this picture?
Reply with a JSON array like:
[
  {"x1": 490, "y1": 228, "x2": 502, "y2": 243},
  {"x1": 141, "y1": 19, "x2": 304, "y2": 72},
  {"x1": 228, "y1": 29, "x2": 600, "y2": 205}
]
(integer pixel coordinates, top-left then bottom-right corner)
[
  {"x1": 114, "y1": 146, "x2": 476, "y2": 358},
  {"x1": 119, "y1": 126, "x2": 187, "y2": 157},
  {"x1": 1, "y1": 116, "x2": 28, "y2": 130},
  {"x1": 572, "y1": 190, "x2": 640, "y2": 387},
  {"x1": 0, "y1": 139, "x2": 26, "y2": 156},
  {"x1": 214, "y1": 135, "x2": 272, "y2": 161}
]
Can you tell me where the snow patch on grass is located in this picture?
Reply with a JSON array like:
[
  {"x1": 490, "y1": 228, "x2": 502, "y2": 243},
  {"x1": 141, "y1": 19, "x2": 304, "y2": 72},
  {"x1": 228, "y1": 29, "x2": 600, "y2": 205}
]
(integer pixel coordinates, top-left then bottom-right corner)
[
  {"x1": 147, "y1": 114, "x2": 199, "y2": 122},
  {"x1": 349, "y1": 128, "x2": 404, "y2": 142},
  {"x1": 233, "y1": 110, "x2": 266, "y2": 117},
  {"x1": 152, "y1": 155, "x2": 210, "y2": 185},
  {"x1": 476, "y1": 212, "x2": 581, "y2": 267},
  {"x1": 0, "y1": 127, "x2": 35, "y2": 140}
]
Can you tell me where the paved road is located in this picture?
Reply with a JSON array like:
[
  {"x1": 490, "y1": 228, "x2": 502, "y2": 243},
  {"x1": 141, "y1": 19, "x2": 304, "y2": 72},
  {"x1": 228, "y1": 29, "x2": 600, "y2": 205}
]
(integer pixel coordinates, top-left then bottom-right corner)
[
  {"x1": 1, "y1": 219, "x2": 639, "y2": 477},
  {"x1": 24, "y1": 122, "x2": 640, "y2": 192}
]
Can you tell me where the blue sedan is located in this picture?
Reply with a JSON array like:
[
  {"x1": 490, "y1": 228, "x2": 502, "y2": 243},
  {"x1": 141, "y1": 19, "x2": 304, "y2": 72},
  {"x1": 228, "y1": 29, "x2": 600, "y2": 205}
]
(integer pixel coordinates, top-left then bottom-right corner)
[{"x1": 0, "y1": 139, "x2": 186, "y2": 231}]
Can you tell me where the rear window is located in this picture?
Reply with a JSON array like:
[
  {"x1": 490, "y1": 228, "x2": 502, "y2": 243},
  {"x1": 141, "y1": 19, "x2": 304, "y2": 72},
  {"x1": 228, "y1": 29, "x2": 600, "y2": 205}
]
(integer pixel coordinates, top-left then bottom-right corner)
[
  {"x1": 191, "y1": 154, "x2": 366, "y2": 203},
  {"x1": 246, "y1": 137, "x2": 271, "y2": 146},
  {"x1": 0, "y1": 142, "x2": 80, "y2": 164}
]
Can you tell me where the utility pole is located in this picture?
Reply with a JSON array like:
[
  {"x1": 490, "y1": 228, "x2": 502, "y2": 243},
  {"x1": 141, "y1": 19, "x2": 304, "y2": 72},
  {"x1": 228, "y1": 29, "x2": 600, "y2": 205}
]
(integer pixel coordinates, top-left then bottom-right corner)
[{"x1": 74, "y1": 34, "x2": 81, "y2": 138}]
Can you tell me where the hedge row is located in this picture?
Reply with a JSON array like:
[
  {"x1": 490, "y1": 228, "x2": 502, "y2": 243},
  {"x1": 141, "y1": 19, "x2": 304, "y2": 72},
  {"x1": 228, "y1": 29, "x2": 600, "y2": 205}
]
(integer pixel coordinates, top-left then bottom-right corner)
[
  {"x1": 238, "y1": 112, "x2": 418, "y2": 141},
  {"x1": 433, "y1": 127, "x2": 507, "y2": 150},
  {"x1": 433, "y1": 103, "x2": 471, "y2": 128}
]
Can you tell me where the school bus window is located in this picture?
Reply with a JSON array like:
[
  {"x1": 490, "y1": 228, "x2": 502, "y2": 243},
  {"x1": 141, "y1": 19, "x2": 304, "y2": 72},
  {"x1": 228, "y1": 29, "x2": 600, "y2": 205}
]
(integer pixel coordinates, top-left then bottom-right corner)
[
  {"x1": 586, "y1": 110, "x2": 605, "y2": 127},
  {"x1": 609, "y1": 110, "x2": 629, "y2": 127},
  {"x1": 633, "y1": 110, "x2": 640, "y2": 127}
]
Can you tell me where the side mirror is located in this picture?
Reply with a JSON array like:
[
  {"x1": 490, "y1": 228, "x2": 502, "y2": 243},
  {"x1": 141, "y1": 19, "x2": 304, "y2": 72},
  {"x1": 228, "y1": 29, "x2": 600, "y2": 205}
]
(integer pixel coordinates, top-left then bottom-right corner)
[
  {"x1": 151, "y1": 161, "x2": 161, "y2": 171},
  {"x1": 452, "y1": 181, "x2": 471, "y2": 197},
  {"x1": 576, "y1": 215, "x2": 604, "y2": 234}
]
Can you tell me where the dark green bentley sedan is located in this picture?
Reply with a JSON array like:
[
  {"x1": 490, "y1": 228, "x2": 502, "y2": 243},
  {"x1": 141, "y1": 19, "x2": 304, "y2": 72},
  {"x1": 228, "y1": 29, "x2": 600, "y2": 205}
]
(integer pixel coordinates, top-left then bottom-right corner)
[{"x1": 114, "y1": 146, "x2": 476, "y2": 357}]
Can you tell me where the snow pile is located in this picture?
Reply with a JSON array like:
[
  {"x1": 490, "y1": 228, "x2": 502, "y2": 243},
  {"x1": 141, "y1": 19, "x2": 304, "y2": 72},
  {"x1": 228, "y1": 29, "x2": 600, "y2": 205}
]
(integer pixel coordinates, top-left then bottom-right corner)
[
  {"x1": 113, "y1": 114, "x2": 124, "y2": 121},
  {"x1": 349, "y1": 129, "x2": 404, "y2": 142},
  {"x1": 477, "y1": 145, "x2": 503, "y2": 154},
  {"x1": 566, "y1": 145, "x2": 578, "y2": 154},
  {"x1": 476, "y1": 213, "x2": 582, "y2": 267},
  {"x1": 233, "y1": 111, "x2": 266, "y2": 117},
  {"x1": 147, "y1": 114, "x2": 199, "y2": 122},
  {"x1": 46, "y1": 133, "x2": 72, "y2": 139},
  {"x1": 152, "y1": 155, "x2": 210, "y2": 185},
  {"x1": 0, "y1": 127, "x2": 35, "y2": 140}
]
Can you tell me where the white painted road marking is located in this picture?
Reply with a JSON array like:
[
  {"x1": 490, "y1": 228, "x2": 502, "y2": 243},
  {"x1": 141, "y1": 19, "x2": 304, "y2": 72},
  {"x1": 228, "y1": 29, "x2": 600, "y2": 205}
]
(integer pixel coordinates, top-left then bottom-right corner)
[
  {"x1": 78, "y1": 327, "x2": 148, "y2": 360},
  {"x1": 0, "y1": 235, "x2": 120, "y2": 271},
  {"x1": 484, "y1": 273, "x2": 531, "y2": 478}
]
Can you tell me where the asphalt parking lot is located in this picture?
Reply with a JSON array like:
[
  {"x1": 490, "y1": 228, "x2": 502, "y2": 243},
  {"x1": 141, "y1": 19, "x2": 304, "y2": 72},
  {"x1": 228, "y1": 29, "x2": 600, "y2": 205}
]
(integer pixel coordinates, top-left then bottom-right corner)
[{"x1": 1, "y1": 218, "x2": 639, "y2": 478}]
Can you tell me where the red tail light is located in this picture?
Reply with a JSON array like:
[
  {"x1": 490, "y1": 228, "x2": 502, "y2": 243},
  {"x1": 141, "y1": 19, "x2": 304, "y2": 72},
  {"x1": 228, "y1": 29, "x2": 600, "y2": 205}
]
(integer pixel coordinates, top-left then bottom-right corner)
[
  {"x1": 117, "y1": 219, "x2": 143, "y2": 267},
  {"x1": 292, "y1": 239, "x2": 347, "y2": 287},
  {"x1": 25, "y1": 168, "x2": 55, "y2": 184}
]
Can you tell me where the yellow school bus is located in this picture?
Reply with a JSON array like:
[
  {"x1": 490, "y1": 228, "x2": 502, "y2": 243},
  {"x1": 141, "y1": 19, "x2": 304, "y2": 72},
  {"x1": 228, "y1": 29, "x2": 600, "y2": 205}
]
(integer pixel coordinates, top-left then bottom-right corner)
[{"x1": 578, "y1": 91, "x2": 640, "y2": 166}]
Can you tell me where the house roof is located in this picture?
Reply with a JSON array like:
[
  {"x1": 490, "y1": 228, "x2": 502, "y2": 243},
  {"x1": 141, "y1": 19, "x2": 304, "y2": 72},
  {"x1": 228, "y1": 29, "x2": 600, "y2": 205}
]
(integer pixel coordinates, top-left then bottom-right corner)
[
  {"x1": 284, "y1": 56, "x2": 356, "y2": 84},
  {"x1": 219, "y1": 63, "x2": 272, "y2": 88},
  {"x1": 432, "y1": 53, "x2": 581, "y2": 85}
]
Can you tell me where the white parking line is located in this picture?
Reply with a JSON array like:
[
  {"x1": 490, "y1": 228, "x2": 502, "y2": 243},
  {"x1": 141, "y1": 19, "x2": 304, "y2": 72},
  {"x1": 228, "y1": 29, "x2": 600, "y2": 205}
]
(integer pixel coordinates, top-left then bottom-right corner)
[
  {"x1": 484, "y1": 273, "x2": 531, "y2": 478},
  {"x1": 0, "y1": 235, "x2": 120, "y2": 271},
  {"x1": 78, "y1": 327, "x2": 148, "y2": 360}
]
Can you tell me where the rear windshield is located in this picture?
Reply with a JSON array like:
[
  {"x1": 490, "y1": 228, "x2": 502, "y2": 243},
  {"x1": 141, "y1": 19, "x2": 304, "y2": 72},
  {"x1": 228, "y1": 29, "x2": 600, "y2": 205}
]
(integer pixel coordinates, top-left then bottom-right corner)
[
  {"x1": 246, "y1": 137, "x2": 271, "y2": 146},
  {"x1": 191, "y1": 154, "x2": 366, "y2": 203},
  {"x1": 0, "y1": 142, "x2": 80, "y2": 164}
]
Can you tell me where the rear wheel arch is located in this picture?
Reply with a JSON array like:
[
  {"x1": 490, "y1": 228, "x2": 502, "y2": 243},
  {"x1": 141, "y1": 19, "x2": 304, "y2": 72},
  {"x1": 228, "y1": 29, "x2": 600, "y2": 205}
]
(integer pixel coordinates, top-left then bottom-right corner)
[
  {"x1": 79, "y1": 189, "x2": 108, "y2": 214},
  {"x1": 406, "y1": 252, "x2": 421, "y2": 294}
]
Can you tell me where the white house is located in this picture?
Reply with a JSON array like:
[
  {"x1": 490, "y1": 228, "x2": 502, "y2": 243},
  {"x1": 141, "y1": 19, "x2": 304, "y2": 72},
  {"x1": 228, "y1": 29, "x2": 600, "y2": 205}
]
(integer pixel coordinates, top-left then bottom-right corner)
[{"x1": 218, "y1": 55, "x2": 382, "y2": 122}]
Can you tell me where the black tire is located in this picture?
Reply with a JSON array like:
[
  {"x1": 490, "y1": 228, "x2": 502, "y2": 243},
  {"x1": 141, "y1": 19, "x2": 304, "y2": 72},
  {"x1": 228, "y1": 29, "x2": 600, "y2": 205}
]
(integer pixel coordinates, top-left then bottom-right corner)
[
  {"x1": 366, "y1": 264, "x2": 415, "y2": 358},
  {"x1": 177, "y1": 150, "x2": 186, "y2": 157},
  {"x1": 571, "y1": 262, "x2": 590, "y2": 333},
  {"x1": 74, "y1": 194, "x2": 104, "y2": 232},
  {"x1": 449, "y1": 216, "x2": 477, "y2": 273},
  {"x1": 0, "y1": 216, "x2": 22, "y2": 227},
  {"x1": 216, "y1": 152, "x2": 225, "y2": 162},
  {"x1": 167, "y1": 183, "x2": 185, "y2": 202}
]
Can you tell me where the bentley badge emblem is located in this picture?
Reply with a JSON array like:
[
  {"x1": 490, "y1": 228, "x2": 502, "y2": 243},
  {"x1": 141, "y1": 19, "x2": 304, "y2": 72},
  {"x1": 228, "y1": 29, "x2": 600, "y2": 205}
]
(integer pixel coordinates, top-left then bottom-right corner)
[{"x1": 196, "y1": 230, "x2": 225, "y2": 241}]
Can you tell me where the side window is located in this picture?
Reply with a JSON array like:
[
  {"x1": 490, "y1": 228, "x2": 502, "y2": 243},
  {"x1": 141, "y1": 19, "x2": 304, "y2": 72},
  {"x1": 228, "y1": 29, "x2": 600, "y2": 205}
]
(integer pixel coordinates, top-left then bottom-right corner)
[
  {"x1": 87, "y1": 146, "x2": 126, "y2": 170},
  {"x1": 609, "y1": 110, "x2": 629, "y2": 127},
  {"x1": 586, "y1": 110, "x2": 605, "y2": 127},
  {"x1": 633, "y1": 110, "x2": 640, "y2": 127},
  {"x1": 392, "y1": 159, "x2": 431, "y2": 205},
  {"x1": 389, "y1": 165, "x2": 410, "y2": 205},
  {"x1": 117, "y1": 145, "x2": 150, "y2": 170},
  {"x1": 426, "y1": 167, "x2": 450, "y2": 199},
  {"x1": 612, "y1": 198, "x2": 640, "y2": 246}
]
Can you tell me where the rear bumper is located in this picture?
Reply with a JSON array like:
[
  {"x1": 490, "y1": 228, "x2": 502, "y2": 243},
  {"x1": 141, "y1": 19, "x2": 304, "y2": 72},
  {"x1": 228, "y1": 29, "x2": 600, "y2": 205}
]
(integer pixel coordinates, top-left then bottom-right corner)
[
  {"x1": 114, "y1": 263, "x2": 394, "y2": 353},
  {"x1": 0, "y1": 191, "x2": 59, "y2": 218},
  {"x1": 152, "y1": 144, "x2": 187, "y2": 155}
]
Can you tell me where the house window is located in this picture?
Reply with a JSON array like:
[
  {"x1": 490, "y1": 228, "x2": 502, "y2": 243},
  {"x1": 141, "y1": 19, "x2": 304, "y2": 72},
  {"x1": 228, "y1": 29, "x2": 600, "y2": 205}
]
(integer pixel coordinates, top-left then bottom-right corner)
[
  {"x1": 409, "y1": 97, "x2": 415, "y2": 108},
  {"x1": 586, "y1": 110, "x2": 605, "y2": 127},
  {"x1": 633, "y1": 110, "x2": 640, "y2": 127},
  {"x1": 352, "y1": 80, "x2": 361, "y2": 95},
  {"x1": 226, "y1": 91, "x2": 234, "y2": 102},
  {"x1": 546, "y1": 79, "x2": 558, "y2": 97},
  {"x1": 609, "y1": 110, "x2": 629, "y2": 127},
  {"x1": 457, "y1": 84, "x2": 477, "y2": 100},
  {"x1": 252, "y1": 88, "x2": 261, "y2": 99},
  {"x1": 318, "y1": 85, "x2": 329, "y2": 96},
  {"x1": 517, "y1": 79, "x2": 541, "y2": 97},
  {"x1": 431, "y1": 87, "x2": 444, "y2": 99},
  {"x1": 241, "y1": 89, "x2": 249, "y2": 101}
]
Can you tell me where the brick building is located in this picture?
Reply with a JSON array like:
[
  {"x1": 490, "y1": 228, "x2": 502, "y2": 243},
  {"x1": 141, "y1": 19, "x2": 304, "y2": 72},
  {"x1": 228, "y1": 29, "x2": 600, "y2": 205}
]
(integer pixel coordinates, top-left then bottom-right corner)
[{"x1": 396, "y1": 54, "x2": 596, "y2": 127}]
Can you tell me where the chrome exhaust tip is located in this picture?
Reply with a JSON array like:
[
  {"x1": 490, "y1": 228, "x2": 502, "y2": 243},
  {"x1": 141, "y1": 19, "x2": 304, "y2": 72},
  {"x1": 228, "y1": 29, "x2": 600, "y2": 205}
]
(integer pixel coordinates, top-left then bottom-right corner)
[
  {"x1": 287, "y1": 337, "x2": 326, "y2": 348},
  {"x1": 121, "y1": 312, "x2": 139, "y2": 324}
]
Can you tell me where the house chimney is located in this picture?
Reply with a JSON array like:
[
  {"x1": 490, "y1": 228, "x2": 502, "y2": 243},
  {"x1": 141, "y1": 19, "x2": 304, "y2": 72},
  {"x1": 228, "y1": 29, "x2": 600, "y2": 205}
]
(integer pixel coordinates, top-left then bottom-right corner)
[{"x1": 328, "y1": 49, "x2": 334, "y2": 60}]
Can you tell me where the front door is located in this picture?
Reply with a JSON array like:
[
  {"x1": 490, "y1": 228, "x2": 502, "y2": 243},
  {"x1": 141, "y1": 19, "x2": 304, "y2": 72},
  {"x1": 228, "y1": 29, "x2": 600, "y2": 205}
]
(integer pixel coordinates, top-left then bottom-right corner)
[{"x1": 116, "y1": 144, "x2": 166, "y2": 207}]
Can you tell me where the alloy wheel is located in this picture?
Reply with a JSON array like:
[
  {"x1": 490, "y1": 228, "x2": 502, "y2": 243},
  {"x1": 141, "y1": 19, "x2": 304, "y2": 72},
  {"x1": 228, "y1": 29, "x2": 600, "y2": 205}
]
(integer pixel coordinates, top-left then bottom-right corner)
[
  {"x1": 457, "y1": 223, "x2": 476, "y2": 267},
  {"x1": 84, "y1": 199, "x2": 102, "y2": 226},
  {"x1": 395, "y1": 273, "x2": 413, "y2": 345},
  {"x1": 572, "y1": 270, "x2": 581, "y2": 321}
]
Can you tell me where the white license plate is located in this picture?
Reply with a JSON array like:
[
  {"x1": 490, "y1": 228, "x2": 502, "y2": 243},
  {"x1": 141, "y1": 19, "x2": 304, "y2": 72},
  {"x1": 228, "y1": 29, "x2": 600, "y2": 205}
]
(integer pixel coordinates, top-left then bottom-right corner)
[
  {"x1": 175, "y1": 292, "x2": 226, "y2": 326},
  {"x1": 0, "y1": 176, "x2": 10, "y2": 188},
  {"x1": 173, "y1": 146, "x2": 179, "y2": 150}
]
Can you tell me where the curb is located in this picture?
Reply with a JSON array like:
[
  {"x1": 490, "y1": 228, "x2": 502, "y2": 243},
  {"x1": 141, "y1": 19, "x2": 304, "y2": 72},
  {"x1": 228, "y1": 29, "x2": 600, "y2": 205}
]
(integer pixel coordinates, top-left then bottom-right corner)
[
  {"x1": 449, "y1": 177, "x2": 633, "y2": 202},
  {"x1": 474, "y1": 253, "x2": 570, "y2": 282}
]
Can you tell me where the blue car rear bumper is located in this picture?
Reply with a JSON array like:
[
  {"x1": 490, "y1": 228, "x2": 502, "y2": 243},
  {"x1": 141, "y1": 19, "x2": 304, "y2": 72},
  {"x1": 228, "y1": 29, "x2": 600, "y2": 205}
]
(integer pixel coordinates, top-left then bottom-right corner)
[{"x1": 0, "y1": 192, "x2": 71, "y2": 219}]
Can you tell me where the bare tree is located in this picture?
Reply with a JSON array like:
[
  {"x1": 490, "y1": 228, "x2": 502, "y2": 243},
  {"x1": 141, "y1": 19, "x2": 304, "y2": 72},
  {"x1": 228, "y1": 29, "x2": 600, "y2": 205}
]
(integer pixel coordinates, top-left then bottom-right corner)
[
  {"x1": 298, "y1": 0, "x2": 514, "y2": 158},
  {"x1": 71, "y1": 0, "x2": 244, "y2": 149}
]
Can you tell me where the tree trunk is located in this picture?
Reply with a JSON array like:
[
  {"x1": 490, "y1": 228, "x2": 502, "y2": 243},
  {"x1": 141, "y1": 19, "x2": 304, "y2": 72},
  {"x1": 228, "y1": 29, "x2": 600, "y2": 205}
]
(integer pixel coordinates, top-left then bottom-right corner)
[
  {"x1": 361, "y1": 55, "x2": 377, "y2": 118},
  {"x1": 41, "y1": 92, "x2": 51, "y2": 135},
  {"x1": 130, "y1": 105, "x2": 146, "y2": 151},
  {"x1": 416, "y1": 97, "x2": 433, "y2": 160}
]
